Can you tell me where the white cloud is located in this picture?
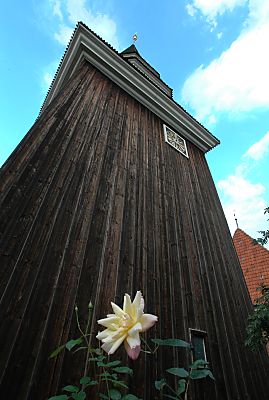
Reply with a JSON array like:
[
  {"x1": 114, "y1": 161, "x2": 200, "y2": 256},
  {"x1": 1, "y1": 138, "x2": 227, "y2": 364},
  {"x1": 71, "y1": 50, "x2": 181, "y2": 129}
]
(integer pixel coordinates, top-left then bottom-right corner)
[
  {"x1": 54, "y1": 24, "x2": 73, "y2": 45},
  {"x1": 217, "y1": 131, "x2": 269, "y2": 237},
  {"x1": 244, "y1": 131, "x2": 269, "y2": 161},
  {"x1": 218, "y1": 170, "x2": 267, "y2": 236},
  {"x1": 52, "y1": 0, "x2": 119, "y2": 49},
  {"x1": 43, "y1": 72, "x2": 54, "y2": 90},
  {"x1": 208, "y1": 114, "x2": 217, "y2": 125},
  {"x1": 41, "y1": 60, "x2": 60, "y2": 94},
  {"x1": 186, "y1": 0, "x2": 247, "y2": 27},
  {"x1": 247, "y1": 0, "x2": 269, "y2": 26},
  {"x1": 186, "y1": 3, "x2": 196, "y2": 17},
  {"x1": 218, "y1": 173, "x2": 264, "y2": 201},
  {"x1": 182, "y1": 0, "x2": 269, "y2": 120},
  {"x1": 50, "y1": 0, "x2": 63, "y2": 20}
]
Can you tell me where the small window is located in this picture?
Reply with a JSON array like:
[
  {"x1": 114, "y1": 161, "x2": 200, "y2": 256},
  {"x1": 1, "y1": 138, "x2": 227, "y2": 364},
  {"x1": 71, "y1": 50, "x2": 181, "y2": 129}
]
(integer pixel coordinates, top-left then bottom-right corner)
[
  {"x1": 163, "y1": 124, "x2": 188, "y2": 158},
  {"x1": 190, "y1": 329, "x2": 207, "y2": 361}
]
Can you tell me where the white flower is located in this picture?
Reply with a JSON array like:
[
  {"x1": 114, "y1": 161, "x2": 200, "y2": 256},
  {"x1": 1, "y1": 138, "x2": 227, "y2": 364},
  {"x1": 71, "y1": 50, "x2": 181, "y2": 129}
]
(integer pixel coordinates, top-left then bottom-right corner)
[{"x1": 96, "y1": 291, "x2": 158, "y2": 360}]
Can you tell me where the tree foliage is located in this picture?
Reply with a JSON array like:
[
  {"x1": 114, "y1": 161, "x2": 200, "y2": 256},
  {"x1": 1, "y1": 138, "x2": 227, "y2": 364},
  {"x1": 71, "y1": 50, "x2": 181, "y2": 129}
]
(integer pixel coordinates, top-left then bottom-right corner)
[
  {"x1": 246, "y1": 206, "x2": 269, "y2": 351},
  {"x1": 255, "y1": 207, "x2": 269, "y2": 246},
  {"x1": 245, "y1": 285, "x2": 269, "y2": 351}
]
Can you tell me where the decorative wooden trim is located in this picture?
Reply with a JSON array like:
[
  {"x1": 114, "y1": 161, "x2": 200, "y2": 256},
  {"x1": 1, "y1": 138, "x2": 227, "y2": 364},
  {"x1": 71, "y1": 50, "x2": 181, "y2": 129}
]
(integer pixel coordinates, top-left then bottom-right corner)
[{"x1": 163, "y1": 124, "x2": 189, "y2": 158}]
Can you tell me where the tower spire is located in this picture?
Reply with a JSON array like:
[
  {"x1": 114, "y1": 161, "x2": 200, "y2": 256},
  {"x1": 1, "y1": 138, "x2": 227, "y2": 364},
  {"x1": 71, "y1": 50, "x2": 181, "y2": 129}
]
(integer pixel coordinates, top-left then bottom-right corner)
[
  {"x1": 132, "y1": 33, "x2": 138, "y2": 43},
  {"x1": 234, "y1": 211, "x2": 239, "y2": 229}
]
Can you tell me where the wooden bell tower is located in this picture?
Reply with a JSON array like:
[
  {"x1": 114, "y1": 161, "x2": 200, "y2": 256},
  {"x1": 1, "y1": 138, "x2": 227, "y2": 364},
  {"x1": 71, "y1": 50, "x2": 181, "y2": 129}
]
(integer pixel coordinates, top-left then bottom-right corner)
[{"x1": 0, "y1": 22, "x2": 268, "y2": 399}]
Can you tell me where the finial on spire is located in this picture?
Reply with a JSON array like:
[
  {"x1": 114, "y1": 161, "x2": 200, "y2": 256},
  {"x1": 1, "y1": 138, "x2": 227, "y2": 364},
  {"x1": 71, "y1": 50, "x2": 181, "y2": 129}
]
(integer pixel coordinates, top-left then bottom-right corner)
[
  {"x1": 132, "y1": 33, "x2": 138, "y2": 43},
  {"x1": 233, "y1": 211, "x2": 239, "y2": 229}
]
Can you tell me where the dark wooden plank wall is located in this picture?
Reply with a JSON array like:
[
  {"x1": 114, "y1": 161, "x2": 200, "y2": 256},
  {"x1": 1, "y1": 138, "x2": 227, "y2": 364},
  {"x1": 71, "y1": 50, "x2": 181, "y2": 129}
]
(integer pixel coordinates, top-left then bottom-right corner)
[{"x1": 0, "y1": 60, "x2": 268, "y2": 400}]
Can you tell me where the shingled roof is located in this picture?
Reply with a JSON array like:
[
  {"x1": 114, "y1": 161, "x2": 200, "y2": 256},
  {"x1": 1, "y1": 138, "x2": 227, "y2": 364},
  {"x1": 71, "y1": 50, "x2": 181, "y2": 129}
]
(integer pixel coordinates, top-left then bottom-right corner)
[{"x1": 233, "y1": 228, "x2": 269, "y2": 302}]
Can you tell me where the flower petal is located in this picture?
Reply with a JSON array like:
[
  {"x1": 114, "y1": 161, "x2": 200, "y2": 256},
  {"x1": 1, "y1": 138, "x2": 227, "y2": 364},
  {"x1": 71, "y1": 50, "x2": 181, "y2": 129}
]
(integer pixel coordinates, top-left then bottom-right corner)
[
  {"x1": 126, "y1": 332, "x2": 141, "y2": 349},
  {"x1": 132, "y1": 291, "x2": 142, "y2": 309},
  {"x1": 111, "y1": 302, "x2": 125, "y2": 317},
  {"x1": 102, "y1": 327, "x2": 125, "y2": 343},
  {"x1": 97, "y1": 316, "x2": 119, "y2": 328},
  {"x1": 123, "y1": 294, "x2": 132, "y2": 315},
  {"x1": 96, "y1": 329, "x2": 115, "y2": 340},
  {"x1": 132, "y1": 291, "x2": 144, "y2": 319},
  {"x1": 128, "y1": 322, "x2": 142, "y2": 336},
  {"x1": 102, "y1": 333, "x2": 127, "y2": 355},
  {"x1": 140, "y1": 296, "x2": 145, "y2": 311},
  {"x1": 140, "y1": 313, "x2": 158, "y2": 332},
  {"x1": 124, "y1": 341, "x2": 141, "y2": 360}
]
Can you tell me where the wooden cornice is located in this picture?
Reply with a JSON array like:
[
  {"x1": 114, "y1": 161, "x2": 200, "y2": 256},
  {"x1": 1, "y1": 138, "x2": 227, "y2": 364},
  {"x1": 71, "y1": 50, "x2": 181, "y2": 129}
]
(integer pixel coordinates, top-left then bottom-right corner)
[{"x1": 41, "y1": 22, "x2": 220, "y2": 153}]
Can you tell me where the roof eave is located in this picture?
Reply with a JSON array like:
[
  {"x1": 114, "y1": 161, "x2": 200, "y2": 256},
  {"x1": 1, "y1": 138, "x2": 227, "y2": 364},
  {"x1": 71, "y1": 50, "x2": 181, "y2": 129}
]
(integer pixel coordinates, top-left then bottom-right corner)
[{"x1": 41, "y1": 23, "x2": 220, "y2": 153}]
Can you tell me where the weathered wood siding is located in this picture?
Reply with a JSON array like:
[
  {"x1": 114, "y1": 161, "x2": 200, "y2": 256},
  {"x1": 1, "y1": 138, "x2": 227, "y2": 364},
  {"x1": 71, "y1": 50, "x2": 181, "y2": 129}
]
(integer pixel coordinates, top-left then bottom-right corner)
[{"x1": 0, "y1": 60, "x2": 268, "y2": 400}]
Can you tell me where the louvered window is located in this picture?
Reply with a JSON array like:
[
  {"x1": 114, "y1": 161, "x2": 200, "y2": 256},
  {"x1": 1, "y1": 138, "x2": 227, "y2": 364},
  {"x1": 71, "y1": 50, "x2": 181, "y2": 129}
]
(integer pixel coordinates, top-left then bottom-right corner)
[{"x1": 190, "y1": 329, "x2": 207, "y2": 361}]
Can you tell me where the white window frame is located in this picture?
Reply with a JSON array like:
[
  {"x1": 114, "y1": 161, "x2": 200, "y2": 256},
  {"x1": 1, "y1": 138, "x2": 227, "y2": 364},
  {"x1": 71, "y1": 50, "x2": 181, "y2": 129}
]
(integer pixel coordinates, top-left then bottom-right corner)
[{"x1": 163, "y1": 124, "x2": 189, "y2": 158}]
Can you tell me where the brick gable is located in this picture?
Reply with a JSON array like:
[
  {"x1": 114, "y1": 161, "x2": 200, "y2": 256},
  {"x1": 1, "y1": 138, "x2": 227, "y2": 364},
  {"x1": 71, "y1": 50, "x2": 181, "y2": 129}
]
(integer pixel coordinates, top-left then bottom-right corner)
[{"x1": 233, "y1": 228, "x2": 269, "y2": 302}]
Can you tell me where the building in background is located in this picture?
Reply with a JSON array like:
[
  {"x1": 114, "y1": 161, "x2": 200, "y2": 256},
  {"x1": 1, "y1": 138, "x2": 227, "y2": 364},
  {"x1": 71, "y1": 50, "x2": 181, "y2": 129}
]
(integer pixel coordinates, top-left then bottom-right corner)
[
  {"x1": 233, "y1": 228, "x2": 269, "y2": 303},
  {"x1": 0, "y1": 22, "x2": 269, "y2": 399}
]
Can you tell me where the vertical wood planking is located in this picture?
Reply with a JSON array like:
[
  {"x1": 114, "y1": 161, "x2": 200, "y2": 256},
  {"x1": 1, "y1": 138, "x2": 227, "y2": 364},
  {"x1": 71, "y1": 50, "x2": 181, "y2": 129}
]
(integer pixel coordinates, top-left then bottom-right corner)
[{"x1": 0, "y1": 60, "x2": 268, "y2": 399}]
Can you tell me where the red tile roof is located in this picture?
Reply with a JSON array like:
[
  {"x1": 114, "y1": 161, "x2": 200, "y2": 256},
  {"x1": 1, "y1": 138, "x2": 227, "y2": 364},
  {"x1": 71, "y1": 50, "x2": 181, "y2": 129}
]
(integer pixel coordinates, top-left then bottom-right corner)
[{"x1": 233, "y1": 228, "x2": 269, "y2": 302}]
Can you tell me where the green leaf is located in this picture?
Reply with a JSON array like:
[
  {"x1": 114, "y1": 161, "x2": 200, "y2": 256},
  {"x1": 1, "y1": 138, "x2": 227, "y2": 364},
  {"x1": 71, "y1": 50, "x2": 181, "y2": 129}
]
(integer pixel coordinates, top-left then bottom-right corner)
[
  {"x1": 177, "y1": 379, "x2": 186, "y2": 395},
  {"x1": 108, "y1": 388, "x2": 122, "y2": 399},
  {"x1": 65, "y1": 338, "x2": 83, "y2": 351},
  {"x1": 155, "y1": 378, "x2": 166, "y2": 390},
  {"x1": 99, "y1": 372, "x2": 112, "y2": 378},
  {"x1": 206, "y1": 370, "x2": 215, "y2": 380},
  {"x1": 49, "y1": 344, "x2": 66, "y2": 359},
  {"x1": 121, "y1": 395, "x2": 140, "y2": 400},
  {"x1": 89, "y1": 380, "x2": 98, "y2": 386},
  {"x1": 151, "y1": 339, "x2": 191, "y2": 348},
  {"x1": 113, "y1": 366, "x2": 133, "y2": 375},
  {"x1": 62, "y1": 385, "x2": 79, "y2": 393},
  {"x1": 79, "y1": 377, "x2": 91, "y2": 385},
  {"x1": 98, "y1": 394, "x2": 110, "y2": 400},
  {"x1": 190, "y1": 369, "x2": 214, "y2": 380},
  {"x1": 71, "y1": 391, "x2": 86, "y2": 400},
  {"x1": 79, "y1": 376, "x2": 98, "y2": 387},
  {"x1": 166, "y1": 368, "x2": 189, "y2": 378},
  {"x1": 97, "y1": 360, "x2": 121, "y2": 368},
  {"x1": 110, "y1": 380, "x2": 128, "y2": 389},
  {"x1": 189, "y1": 359, "x2": 209, "y2": 369},
  {"x1": 48, "y1": 396, "x2": 69, "y2": 400},
  {"x1": 100, "y1": 377, "x2": 126, "y2": 387},
  {"x1": 89, "y1": 354, "x2": 106, "y2": 362},
  {"x1": 73, "y1": 346, "x2": 88, "y2": 354}
]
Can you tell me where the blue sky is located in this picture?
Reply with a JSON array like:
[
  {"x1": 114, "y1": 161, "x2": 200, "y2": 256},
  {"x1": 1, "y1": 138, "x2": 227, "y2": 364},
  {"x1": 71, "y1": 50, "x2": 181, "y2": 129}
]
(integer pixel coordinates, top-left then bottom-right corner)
[{"x1": 1, "y1": 0, "x2": 269, "y2": 239}]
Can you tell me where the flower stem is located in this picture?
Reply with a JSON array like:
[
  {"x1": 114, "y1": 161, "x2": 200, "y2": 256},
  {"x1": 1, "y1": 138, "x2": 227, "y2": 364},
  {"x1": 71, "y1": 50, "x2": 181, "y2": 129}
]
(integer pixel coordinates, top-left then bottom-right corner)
[
  {"x1": 103, "y1": 365, "x2": 110, "y2": 397},
  {"x1": 141, "y1": 336, "x2": 155, "y2": 353},
  {"x1": 85, "y1": 302, "x2": 93, "y2": 335},
  {"x1": 165, "y1": 382, "x2": 179, "y2": 397},
  {"x1": 184, "y1": 376, "x2": 190, "y2": 400},
  {"x1": 78, "y1": 302, "x2": 94, "y2": 391},
  {"x1": 75, "y1": 305, "x2": 88, "y2": 343}
]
